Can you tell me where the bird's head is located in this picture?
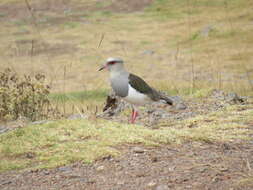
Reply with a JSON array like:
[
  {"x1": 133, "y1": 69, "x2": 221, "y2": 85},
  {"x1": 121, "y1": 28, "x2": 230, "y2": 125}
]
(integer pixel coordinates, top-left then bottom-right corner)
[{"x1": 98, "y1": 57, "x2": 124, "y2": 72}]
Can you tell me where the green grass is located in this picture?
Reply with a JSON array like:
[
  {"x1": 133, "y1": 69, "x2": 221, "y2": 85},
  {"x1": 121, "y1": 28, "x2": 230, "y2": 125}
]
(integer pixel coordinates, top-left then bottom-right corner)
[
  {"x1": 0, "y1": 104, "x2": 252, "y2": 172},
  {"x1": 50, "y1": 89, "x2": 108, "y2": 103}
]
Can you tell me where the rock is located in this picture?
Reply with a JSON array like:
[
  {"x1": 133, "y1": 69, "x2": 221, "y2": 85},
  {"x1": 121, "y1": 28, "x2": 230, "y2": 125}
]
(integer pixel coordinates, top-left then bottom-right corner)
[
  {"x1": 226, "y1": 92, "x2": 244, "y2": 103},
  {"x1": 169, "y1": 96, "x2": 187, "y2": 110},
  {"x1": 32, "y1": 120, "x2": 50, "y2": 125},
  {"x1": 142, "y1": 50, "x2": 155, "y2": 55},
  {"x1": 0, "y1": 126, "x2": 9, "y2": 134},
  {"x1": 43, "y1": 170, "x2": 50, "y2": 175},
  {"x1": 210, "y1": 89, "x2": 226, "y2": 100},
  {"x1": 68, "y1": 114, "x2": 87, "y2": 120},
  {"x1": 210, "y1": 89, "x2": 246, "y2": 104},
  {"x1": 117, "y1": 181, "x2": 125, "y2": 185},
  {"x1": 26, "y1": 152, "x2": 35, "y2": 159},
  {"x1": 1, "y1": 180, "x2": 12, "y2": 185},
  {"x1": 175, "y1": 102, "x2": 187, "y2": 110},
  {"x1": 132, "y1": 147, "x2": 145, "y2": 153},
  {"x1": 58, "y1": 166, "x2": 72, "y2": 172},
  {"x1": 156, "y1": 184, "x2": 170, "y2": 190},
  {"x1": 96, "y1": 165, "x2": 105, "y2": 171},
  {"x1": 67, "y1": 174, "x2": 82, "y2": 179},
  {"x1": 147, "y1": 181, "x2": 157, "y2": 187},
  {"x1": 170, "y1": 96, "x2": 184, "y2": 104}
]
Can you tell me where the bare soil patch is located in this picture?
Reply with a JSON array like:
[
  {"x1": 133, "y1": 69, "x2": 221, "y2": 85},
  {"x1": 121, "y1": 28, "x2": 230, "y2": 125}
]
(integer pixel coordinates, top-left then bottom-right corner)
[
  {"x1": 0, "y1": 141, "x2": 252, "y2": 190},
  {"x1": 0, "y1": 0, "x2": 154, "y2": 21}
]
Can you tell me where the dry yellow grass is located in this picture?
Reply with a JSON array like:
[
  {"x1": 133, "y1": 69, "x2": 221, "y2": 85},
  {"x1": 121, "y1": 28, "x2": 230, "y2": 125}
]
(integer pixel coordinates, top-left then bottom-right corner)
[{"x1": 0, "y1": 0, "x2": 252, "y2": 110}]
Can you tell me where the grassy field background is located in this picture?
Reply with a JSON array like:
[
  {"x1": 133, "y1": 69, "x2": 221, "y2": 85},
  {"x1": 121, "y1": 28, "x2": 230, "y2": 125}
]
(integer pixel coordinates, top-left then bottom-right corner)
[{"x1": 0, "y1": 0, "x2": 252, "y2": 101}]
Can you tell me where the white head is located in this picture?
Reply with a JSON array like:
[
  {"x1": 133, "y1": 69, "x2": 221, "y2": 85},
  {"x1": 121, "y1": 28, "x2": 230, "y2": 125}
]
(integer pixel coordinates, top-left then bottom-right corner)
[{"x1": 98, "y1": 57, "x2": 125, "y2": 73}]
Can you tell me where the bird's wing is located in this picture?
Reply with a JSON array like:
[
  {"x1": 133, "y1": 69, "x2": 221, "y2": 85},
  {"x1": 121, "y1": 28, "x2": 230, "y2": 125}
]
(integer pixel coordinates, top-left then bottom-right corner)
[
  {"x1": 128, "y1": 73, "x2": 159, "y2": 101},
  {"x1": 128, "y1": 73, "x2": 173, "y2": 105}
]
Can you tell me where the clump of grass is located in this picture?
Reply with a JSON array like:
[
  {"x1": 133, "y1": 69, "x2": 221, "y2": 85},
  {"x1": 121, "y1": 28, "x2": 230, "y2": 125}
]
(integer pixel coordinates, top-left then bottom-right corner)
[
  {"x1": 0, "y1": 68, "x2": 60, "y2": 121},
  {"x1": 236, "y1": 176, "x2": 253, "y2": 189}
]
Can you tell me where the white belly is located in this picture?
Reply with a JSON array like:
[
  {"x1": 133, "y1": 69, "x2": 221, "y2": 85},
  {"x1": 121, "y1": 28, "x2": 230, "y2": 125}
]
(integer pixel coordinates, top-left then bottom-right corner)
[{"x1": 123, "y1": 84, "x2": 151, "y2": 106}]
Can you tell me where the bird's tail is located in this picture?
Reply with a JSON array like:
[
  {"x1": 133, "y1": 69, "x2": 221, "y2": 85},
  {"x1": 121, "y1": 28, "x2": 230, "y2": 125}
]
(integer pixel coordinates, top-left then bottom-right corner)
[
  {"x1": 150, "y1": 88, "x2": 174, "y2": 105},
  {"x1": 159, "y1": 94, "x2": 173, "y2": 105}
]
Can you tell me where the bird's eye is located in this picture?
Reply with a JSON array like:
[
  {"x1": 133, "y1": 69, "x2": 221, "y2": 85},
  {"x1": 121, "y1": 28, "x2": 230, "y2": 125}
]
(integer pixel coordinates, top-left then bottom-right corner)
[{"x1": 108, "y1": 61, "x2": 116, "y2": 65}]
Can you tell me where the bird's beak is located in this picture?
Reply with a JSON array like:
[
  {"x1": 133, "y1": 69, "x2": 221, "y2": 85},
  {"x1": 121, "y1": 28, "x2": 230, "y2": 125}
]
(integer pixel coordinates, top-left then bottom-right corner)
[{"x1": 98, "y1": 65, "x2": 106, "y2": 71}]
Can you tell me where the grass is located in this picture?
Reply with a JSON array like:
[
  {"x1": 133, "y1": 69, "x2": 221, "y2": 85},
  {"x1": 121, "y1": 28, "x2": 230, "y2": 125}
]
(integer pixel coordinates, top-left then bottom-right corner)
[
  {"x1": 49, "y1": 89, "x2": 108, "y2": 116},
  {"x1": 237, "y1": 176, "x2": 253, "y2": 188},
  {"x1": 50, "y1": 89, "x2": 108, "y2": 103},
  {"x1": 0, "y1": 104, "x2": 252, "y2": 172},
  {"x1": 0, "y1": 0, "x2": 252, "y2": 99}
]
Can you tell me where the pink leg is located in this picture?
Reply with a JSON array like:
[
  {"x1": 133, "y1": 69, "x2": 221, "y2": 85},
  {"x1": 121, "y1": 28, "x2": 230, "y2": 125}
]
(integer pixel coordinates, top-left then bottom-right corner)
[
  {"x1": 130, "y1": 109, "x2": 134, "y2": 123},
  {"x1": 131, "y1": 110, "x2": 138, "y2": 124}
]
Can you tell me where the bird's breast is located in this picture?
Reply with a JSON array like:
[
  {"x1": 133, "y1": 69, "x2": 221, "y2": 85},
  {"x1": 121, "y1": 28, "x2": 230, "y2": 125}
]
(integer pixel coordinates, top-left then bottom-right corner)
[{"x1": 110, "y1": 75, "x2": 129, "y2": 97}]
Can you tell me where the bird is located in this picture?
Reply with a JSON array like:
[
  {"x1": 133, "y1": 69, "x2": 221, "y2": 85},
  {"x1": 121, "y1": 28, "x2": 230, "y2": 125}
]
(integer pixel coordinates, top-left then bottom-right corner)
[{"x1": 99, "y1": 57, "x2": 173, "y2": 123}]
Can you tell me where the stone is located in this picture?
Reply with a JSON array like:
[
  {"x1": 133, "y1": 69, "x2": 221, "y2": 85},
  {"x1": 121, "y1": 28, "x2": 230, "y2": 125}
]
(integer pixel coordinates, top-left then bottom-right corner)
[
  {"x1": 43, "y1": 170, "x2": 50, "y2": 175},
  {"x1": 0, "y1": 126, "x2": 8, "y2": 134},
  {"x1": 147, "y1": 181, "x2": 157, "y2": 187},
  {"x1": 96, "y1": 165, "x2": 105, "y2": 171},
  {"x1": 117, "y1": 181, "x2": 125, "y2": 185},
  {"x1": 156, "y1": 184, "x2": 170, "y2": 190},
  {"x1": 58, "y1": 166, "x2": 72, "y2": 172},
  {"x1": 175, "y1": 102, "x2": 187, "y2": 110},
  {"x1": 32, "y1": 120, "x2": 50, "y2": 125},
  {"x1": 132, "y1": 147, "x2": 145, "y2": 153},
  {"x1": 1, "y1": 180, "x2": 12, "y2": 185},
  {"x1": 68, "y1": 114, "x2": 87, "y2": 120},
  {"x1": 226, "y1": 92, "x2": 244, "y2": 103},
  {"x1": 142, "y1": 50, "x2": 155, "y2": 55}
]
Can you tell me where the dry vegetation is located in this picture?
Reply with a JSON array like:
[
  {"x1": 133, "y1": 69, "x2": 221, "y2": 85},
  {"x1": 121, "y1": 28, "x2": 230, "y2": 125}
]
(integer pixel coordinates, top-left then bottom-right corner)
[
  {"x1": 0, "y1": 0, "x2": 252, "y2": 99},
  {"x1": 0, "y1": 68, "x2": 61, "y2": 121}
]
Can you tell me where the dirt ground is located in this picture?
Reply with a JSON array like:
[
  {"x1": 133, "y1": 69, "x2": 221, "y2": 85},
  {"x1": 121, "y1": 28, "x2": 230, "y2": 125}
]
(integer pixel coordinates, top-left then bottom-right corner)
[{"x1": 0, "y1": 141, "x2": 252, "y2": 190}]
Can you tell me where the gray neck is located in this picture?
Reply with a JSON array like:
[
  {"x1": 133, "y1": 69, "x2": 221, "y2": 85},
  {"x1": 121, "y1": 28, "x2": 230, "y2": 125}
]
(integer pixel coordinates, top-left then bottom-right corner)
[
  {"x1": 109, "y1": 69, "x2": 128, "y2": 79},
  {"x1": 109, "y1": 68, "x2": 129, "y2": 98}
]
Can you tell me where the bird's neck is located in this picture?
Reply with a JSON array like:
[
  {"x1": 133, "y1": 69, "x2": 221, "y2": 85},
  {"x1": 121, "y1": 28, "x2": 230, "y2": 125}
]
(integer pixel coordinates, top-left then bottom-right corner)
[{"x1": 109, "y1": 70, "x2": 128, "y2": 79}]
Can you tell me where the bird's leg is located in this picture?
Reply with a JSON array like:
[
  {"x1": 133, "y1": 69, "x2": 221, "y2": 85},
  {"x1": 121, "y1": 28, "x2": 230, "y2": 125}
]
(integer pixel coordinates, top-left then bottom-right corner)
[
  {"x1": 131, "y1": 109, "x2": 138, "y2": 124},
  {"x1": 133, "y1": 110, "x2": 138, "y2": 123},
  {"x1": 130, "y1": 108, "x2": 135, "y2": 123}
]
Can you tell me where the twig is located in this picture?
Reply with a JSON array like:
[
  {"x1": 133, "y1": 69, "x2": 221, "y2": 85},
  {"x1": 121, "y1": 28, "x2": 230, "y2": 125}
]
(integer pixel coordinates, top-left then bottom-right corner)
[
  {"x1": 97, "y1": 33, "x2": 105, "y2": 49},
  {"x1": 63, "y1": 65, "x2": 67, "y2": 115}
]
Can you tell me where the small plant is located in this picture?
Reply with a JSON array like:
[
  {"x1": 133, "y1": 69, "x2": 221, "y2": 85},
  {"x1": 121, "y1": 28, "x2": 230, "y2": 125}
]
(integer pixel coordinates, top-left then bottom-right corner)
[{"x1": 0, "y1": 68, "x2": 60, "y2": 121}]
